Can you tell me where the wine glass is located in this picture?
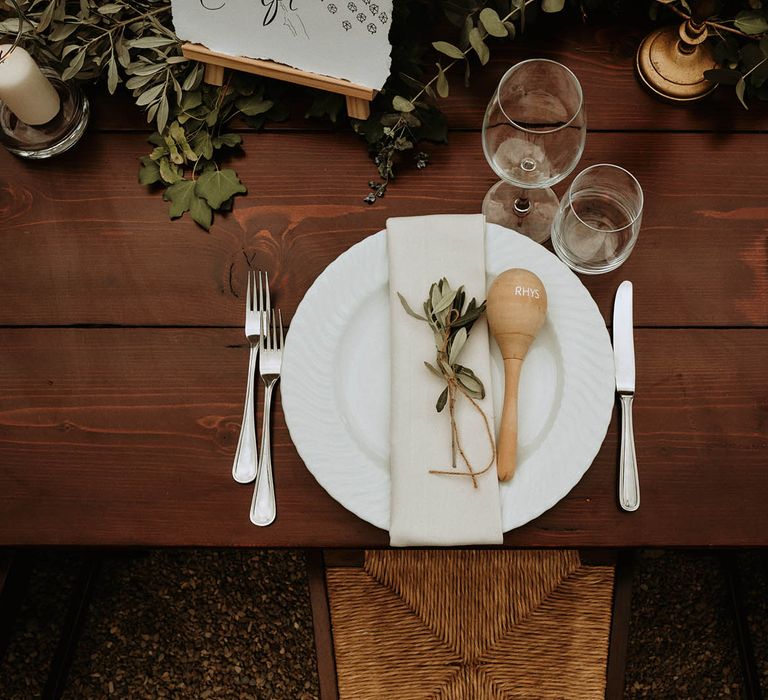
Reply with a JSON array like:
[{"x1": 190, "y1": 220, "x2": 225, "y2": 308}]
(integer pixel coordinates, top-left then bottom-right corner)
[{"x1": 481, "y1": 59, "x2": 586, "y2": 243}]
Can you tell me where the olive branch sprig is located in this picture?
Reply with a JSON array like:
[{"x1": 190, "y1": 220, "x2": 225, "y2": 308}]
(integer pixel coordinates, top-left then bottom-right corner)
[{"x1": 399, "y1": 278, "x2": 496, "y2": 488}]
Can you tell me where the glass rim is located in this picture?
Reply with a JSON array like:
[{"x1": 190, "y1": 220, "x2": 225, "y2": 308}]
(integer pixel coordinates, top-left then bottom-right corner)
[
  {"x1": 496, "y1": 58, "x2": 584, "y2": 135},
  {"x1": 567, "y1": 163, "x2": 644, "y2": 234}
]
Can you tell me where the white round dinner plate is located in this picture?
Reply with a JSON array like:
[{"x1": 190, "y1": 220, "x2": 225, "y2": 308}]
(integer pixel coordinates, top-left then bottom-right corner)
[{"x1": 281, "y1": 224, "x2": 615, "y2": 532}]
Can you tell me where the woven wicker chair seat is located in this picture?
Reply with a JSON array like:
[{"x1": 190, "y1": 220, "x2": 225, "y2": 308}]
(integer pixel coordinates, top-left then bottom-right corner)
[{"x1": 326, "y1": 550, "x2": 614, "y2": 700}]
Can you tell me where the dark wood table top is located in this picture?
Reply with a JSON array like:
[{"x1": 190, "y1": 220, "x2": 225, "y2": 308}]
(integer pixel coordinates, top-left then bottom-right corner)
[{"x1": 1, "y1": 22, "x2": 766, "y2": 548}]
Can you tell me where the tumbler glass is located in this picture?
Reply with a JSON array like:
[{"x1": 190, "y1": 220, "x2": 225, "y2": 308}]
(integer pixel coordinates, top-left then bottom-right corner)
[{"x1": 551, "y1": 164, "x2": 643, "y2": 274}]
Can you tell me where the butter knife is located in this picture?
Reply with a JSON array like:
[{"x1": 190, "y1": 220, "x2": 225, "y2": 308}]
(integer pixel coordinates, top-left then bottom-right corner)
[{"x1": 613, "y1": 281, "x2": 639, "y2": 512}]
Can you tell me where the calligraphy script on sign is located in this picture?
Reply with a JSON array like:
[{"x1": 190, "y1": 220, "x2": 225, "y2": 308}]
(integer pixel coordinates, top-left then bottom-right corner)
[{"x1": 171, "y1": 0, "x2": 393, "y2": 89}]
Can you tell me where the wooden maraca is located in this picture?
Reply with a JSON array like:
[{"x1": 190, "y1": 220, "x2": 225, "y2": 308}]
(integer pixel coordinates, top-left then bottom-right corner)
[{"x1": 486, "y1": 269, "x2": 548, "y2": 482}]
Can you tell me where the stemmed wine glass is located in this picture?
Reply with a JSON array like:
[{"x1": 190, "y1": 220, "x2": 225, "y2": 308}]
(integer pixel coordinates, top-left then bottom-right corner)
[{"x1": 481, "y1": 59, "x2": 587, "y2": 243}]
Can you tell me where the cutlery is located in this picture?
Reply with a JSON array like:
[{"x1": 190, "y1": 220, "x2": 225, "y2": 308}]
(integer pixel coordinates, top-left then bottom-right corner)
[
  {"x1": 232, "y1": 270, "x2": 270, "y2": 484},
  {"x1": 250, "y1": 308, "x2": 284, "y2": 526},
  {"x1": 613, "y1": 280, "x2": 639, "y2": 511},
  {"x1": 486, "y1": 269, "x2": 548, "y2": 482}
]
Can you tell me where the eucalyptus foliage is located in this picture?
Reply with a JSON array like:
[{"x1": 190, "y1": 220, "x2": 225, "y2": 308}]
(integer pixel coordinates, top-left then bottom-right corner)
[{"x1": 1, "y1": 0, "x2": 766, "y2": 229}]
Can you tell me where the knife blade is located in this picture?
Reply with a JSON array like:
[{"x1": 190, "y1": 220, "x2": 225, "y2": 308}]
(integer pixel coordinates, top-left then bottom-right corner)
[{"x1": 613, "y1": 281, "x2": 639, "y2": 511}]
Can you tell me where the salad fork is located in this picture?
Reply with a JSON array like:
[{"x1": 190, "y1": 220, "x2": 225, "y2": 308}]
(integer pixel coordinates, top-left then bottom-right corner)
[
  {"x1": 232, "y1": 270, "x2": 270, "y2": 484},
  {"x1": 250, "y1": 308, "x2": 283, "y2": 526}
]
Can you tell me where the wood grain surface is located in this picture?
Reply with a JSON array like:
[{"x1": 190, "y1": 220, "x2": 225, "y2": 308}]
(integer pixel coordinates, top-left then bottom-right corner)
[
  {"x1": 1, "y1": 131, "x2": 766, "y2": 328},
  {"x1": 0, "y1": 328, "x2": 765, "y2": 547},
  {"x1": 0, "y1": 19, "x2": 766, "y2": 548}
]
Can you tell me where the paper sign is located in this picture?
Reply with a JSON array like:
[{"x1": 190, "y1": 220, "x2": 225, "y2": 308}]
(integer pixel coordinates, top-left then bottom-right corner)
[{"x1": 171, "y1": 0, "x2": 393, "y2": 89}]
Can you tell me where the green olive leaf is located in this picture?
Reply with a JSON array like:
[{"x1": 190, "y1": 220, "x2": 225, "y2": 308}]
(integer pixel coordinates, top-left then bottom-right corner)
[
  {"x1": 398, "y1": 292, "x2": 427, "y2": 320},
  {"x1": 436, "y1": 387, "x2": 449, "y2": 413},
  {"x1": 448, "y1": 327, "x2": 467, "y2": 365}
]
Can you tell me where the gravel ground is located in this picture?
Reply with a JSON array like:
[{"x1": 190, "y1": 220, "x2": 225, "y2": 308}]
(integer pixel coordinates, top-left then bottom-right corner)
[
  {"x1": 740, "y1": 551, "x2": 768, "y2": 694},
  {"x1": 624, "y1": 550, "x2": 745, "y2": 699},
  {"x1": 0, "y1": 552, "x2": 79, "y2": 699},
  {"x1": 0, "y1": 549, "x2": 766, "y2": 699}
]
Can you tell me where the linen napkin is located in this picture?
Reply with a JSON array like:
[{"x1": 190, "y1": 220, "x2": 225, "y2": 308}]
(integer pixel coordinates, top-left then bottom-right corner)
[{"x1": 387, "y1": 214, "x2": 503, "y2": 546}]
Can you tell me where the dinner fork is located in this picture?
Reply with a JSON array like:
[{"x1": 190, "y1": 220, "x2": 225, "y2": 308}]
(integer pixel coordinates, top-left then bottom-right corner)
[
  {"x1": 232, "y1": 270, "x2": 270, "y2": 484},
  {"x1": 250, "y1": 308, "x2": 283, "y2": 526}
]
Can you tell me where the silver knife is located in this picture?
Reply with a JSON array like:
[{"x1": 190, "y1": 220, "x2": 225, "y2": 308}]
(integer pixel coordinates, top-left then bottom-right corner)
[{"x1": 613, "y1": 281, "x2": 639, "y2": 512}]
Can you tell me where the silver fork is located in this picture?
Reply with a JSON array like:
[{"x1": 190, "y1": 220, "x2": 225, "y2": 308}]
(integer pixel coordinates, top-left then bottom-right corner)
[
  {"x1": 250, "y1": 308, "x2": 283, "y2": 526},
  {"x1": 232, "y1": 270, "x2": 270, "y2": 484}
]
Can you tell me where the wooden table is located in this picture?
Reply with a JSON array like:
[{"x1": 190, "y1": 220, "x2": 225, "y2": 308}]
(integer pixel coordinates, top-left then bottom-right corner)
[{"x1": 1, "y1": 21, "x2": 766, "y2": 549}]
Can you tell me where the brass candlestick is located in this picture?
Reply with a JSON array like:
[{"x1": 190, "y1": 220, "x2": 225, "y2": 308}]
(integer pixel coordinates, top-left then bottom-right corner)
[{"x1": 636, "y1": 15, "x2": 718, "y2": 102}]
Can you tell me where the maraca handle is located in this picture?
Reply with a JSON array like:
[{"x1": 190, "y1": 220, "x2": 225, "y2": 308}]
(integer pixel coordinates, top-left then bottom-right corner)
[{"x1": 496, "y1": 358, "x2": 522, "y2": 482}]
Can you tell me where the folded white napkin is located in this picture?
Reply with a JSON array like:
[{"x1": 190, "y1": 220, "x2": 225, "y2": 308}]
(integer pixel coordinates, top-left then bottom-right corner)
[{"x1": 387, "y1": 214, "x2": 503, "y2": 546}]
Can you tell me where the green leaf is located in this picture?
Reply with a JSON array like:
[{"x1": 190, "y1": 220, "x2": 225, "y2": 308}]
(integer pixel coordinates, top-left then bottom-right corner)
[
  {"x1": 182, "y1": 65, "x2": 201, "y2": 92},
  {"x1": 107, "y1": 56, "x2": 119, "y2": 94},
  {"x1": 448, "y1": 327, "x2": 467, "y2": 365},
  {"x1": 423, "y1": 361, "x2": 443, "y2": 379},
  {"x1": 235, "y1": 95, "x2": 274, "y2": 116},
  {"x1": 736, "y1": 77, "x2": 748, "y2": 109},
  {"x1": 436, "y1": 64, "x2": 449, "y2": 98},
  {"x1": 190, "y1": 195, "x2": 213, "y2": 229},
  {"x1": 212, "y1": 133, "x2": 241, "y2": 149},
  {"x1": 138, "y1": 156, "x2": 161, "y2": 185},
  {"x1": 734, "y1": 11, "x2": 768, "y2": 35},
  {"x1": 436, "y1": 387, "x2": 449, "y2": 413},
  {"x1": 456, "y1": 368, "x2": 485, "y2": 398},
  {"x1": 48, "y1": 22, "x2": 79, "y2": 41},
  {"x1": 479, "y1": 8, "x2": 507, "y2": 37},
  {"x1": 432, "y1": 41, "x2": 465, "y2": 59},
  {"x1": 398, "y1": 292, "x2": 427, "y2": 320},
  {"x1": 191, "y1": 131, "x2": 214, "y2": 160},
  {"x1": 136, "y1": 83, "x2": 164, "y2": 106},
  {"x1": 156, "y1": 95, "x2": 170, "y2": 133},
  {"x1": 163, "y1": 179, "x2": 197, "y2": 218},
  {"x1": 433, "y1": 288, "x2": 458, "y2": 314},
  {"x1": 392, "y1": 95, "x2": 415, "y2": 112},
  {"x1": 195, "y1": 168, "x2": 247, "y2": 208},
  {"x1": 541, "y1": 0, "x2": 565, "y2": 12},
  {"x1": 35, "y1": 1, "x2": 56, "y2": 32},
  {"x1": 61, "y1": 48, "x2": 86, "y2": 81},
  {"x1": 469, "y1": 28, "x2": 490, "y2": 65},
  {"x1": 97, "y1": 3, "x2": 124, "y2": 14},
  {"x1": 129, "y1": 36, "x2": 176, "y2": 48},
  {"x1": 158, "y1": 157, "x2": 182, "y2": 184}
]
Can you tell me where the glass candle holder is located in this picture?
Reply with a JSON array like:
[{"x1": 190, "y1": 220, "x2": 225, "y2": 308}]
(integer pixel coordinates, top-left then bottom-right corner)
[{"x1": 0, "y1": 67, "x2": 89, "y2": 159}]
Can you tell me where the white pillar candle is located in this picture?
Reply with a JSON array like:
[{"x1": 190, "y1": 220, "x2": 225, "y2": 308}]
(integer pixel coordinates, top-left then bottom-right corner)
[{"x1": 0, "y1": 45, "x2": 61, "y2": 125}]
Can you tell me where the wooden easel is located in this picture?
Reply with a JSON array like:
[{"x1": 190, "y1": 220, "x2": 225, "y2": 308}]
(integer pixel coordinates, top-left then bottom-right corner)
[{"x1": 181, "y1": 43, "x2": 376, "y2": 119}]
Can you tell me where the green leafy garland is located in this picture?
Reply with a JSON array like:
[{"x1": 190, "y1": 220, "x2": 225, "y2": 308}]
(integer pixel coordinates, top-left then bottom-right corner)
[{"x1": 1, "y1": 0, "x2": 766, "y2": 229}]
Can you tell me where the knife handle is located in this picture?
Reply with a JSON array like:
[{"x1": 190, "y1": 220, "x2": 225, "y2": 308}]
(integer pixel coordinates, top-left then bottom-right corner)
[{"x1": 618, "y1": 394, "x2": 640, "y2": 511}]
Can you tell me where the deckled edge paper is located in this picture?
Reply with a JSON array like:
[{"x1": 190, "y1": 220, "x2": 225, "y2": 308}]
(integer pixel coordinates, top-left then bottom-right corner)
[
  {"x1": 387, "y1": 214, "x2": 503, "y2": 546},
  {"x1": 171, "y1": 0, "x2": 393, "y2": 90}
]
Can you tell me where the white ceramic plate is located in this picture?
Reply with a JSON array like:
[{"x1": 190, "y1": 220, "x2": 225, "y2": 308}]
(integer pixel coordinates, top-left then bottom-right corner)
[{"x1": 281, "y1": 224, "x2": 614, "y2": 532}]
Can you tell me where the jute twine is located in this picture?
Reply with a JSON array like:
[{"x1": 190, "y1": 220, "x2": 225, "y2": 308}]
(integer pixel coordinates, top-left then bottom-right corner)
[{"x1": 326, "y1": 550, "x2": 614, "y2": 699}]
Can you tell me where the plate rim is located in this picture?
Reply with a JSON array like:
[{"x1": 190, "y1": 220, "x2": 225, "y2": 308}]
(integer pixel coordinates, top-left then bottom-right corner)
[{"x1": 281, "y1": 224, "x2": 614, "y2": 532}]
